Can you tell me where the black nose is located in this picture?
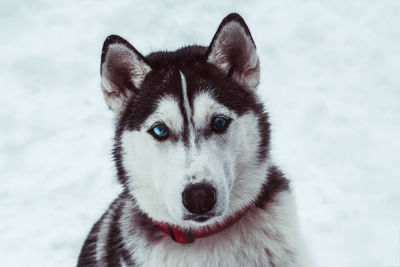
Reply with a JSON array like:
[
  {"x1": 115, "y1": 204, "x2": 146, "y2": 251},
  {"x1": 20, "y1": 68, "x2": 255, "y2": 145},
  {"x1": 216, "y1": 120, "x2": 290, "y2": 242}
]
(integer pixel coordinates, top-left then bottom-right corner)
[{"x1": 182, "y1": 183, "x2": 216, "y2": 215}]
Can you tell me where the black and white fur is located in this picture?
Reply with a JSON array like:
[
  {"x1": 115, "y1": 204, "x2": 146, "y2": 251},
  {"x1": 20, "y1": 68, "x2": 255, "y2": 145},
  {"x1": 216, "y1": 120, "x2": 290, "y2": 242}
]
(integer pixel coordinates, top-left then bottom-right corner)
[{"x1": 77, "y1": 13, "x2": 311, "y2": 266}]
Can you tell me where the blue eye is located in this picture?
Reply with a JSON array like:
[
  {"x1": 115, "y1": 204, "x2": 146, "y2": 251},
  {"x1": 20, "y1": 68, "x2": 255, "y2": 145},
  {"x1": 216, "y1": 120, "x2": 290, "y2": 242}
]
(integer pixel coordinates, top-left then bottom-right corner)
[
  {"x1": 150, "y1": 124, "x2": 169, "y2": 140},
  {"x1": 212, "y1": 116, "x2": 230, "y2": 132}
]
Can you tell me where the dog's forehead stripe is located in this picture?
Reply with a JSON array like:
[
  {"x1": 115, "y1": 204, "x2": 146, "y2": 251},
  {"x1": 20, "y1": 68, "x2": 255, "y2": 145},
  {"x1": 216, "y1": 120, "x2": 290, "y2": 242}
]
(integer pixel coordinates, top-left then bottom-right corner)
[
  {"x1": 180, "y1": 71, "x2": 191, "y2": 128},
  {"x1": 180, "y1": 71, "x2": 196, "y2": 151}
]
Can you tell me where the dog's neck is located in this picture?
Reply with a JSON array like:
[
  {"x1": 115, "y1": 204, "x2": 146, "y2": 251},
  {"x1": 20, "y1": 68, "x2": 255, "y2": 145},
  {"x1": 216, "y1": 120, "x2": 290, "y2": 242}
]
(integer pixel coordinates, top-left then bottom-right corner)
[{"x1": 150, "y1": 205, "x2": 251, "y2": 244}]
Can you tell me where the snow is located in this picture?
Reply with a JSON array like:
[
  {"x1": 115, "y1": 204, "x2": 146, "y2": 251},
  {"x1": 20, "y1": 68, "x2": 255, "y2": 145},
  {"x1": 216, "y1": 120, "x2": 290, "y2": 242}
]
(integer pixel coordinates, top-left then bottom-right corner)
[{"x1": 1, "y1": 0, "x2": 399, "y2": 266}]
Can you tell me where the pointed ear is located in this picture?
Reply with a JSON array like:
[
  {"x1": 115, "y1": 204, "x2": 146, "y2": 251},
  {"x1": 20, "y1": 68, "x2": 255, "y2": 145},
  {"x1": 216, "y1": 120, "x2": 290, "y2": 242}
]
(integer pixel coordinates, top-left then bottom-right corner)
[
  {"x1": 100, "y1": 35, "x2": 151, "y2": 113},
  {"x1": 206, "y1": 13, "x2": 260, "y2": 91}
]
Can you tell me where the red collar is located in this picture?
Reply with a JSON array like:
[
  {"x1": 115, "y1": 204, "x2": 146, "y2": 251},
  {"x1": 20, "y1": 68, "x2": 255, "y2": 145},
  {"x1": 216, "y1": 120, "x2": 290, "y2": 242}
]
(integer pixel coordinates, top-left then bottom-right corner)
[{"x1": 151, "y1": 206, "x2": 251, "y2": 244}]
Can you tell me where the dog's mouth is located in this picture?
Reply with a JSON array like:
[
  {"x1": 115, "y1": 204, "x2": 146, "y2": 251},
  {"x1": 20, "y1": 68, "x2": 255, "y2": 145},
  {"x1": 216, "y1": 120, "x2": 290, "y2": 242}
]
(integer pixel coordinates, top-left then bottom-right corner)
[
  {"x1": 183, "y1": 214, "x2": 213, "y2": 222},
  {"x1": 194, "y1": 216, "x2": 211, "y2": 222},
  {"x1": 183, "y1": 212, "x2": 222, "y2": 223}
]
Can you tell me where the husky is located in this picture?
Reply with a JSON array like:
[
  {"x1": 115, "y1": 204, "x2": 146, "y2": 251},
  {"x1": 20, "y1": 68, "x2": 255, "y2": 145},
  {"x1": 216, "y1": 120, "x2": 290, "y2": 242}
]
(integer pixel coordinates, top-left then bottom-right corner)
[{"x1": 77, "y1": 13, "x2": 311, "y2": 267}]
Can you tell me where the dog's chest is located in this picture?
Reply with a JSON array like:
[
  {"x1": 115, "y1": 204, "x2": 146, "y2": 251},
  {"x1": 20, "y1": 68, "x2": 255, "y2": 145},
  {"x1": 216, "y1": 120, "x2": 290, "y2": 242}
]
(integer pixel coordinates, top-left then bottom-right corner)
[
  {"x1": 142, "y1": 225, "x2": 270, "y2": 267},
  {"x1": 132, "y1": 204, "x2": 300, "y2": 267}
]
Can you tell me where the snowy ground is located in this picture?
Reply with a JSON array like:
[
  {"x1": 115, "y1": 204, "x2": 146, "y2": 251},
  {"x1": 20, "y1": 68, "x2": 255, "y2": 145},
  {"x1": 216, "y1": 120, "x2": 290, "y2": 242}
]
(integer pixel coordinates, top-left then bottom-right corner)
[{"x1": 1, "y1": 0, "x2": 399, "y2": 266}]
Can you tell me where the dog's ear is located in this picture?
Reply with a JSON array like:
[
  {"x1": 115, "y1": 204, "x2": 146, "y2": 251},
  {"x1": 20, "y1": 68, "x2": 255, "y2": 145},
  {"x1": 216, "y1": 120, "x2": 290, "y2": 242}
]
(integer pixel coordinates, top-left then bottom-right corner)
[
  {"x1": 206, "y1": 13, "x2": 260, "y2": 91},
  {"x1": 100, "y1": 35, "x2": 151, "y2": 113}
]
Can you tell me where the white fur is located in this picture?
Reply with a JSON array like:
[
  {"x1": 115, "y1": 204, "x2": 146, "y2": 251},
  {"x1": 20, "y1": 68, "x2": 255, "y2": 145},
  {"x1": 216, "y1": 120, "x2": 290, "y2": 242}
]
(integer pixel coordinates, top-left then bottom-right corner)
[
  {"x1": 120, "y1": 259, "x2": 129, "y2": 267},
  {"x1": 122, "y1": 96, "x2": 185, "y2": 224},
  {"x1": 121, "y1": 92, "x2": 271, "y2": 230},
  {"x1": 82, "y1": 15, "x2": 312, "y2": 267},
  {"x1": 118, "y1": 191, "x2": 311, "y2": 266},
  {"x1": 180, "y1": 71, "x2": 197, "y2": 169},
  {"x1": 117, "y1": 80, "x2": 311, "y2": 266},
  {"x1": 95, "y1": 208, "x2": 113, "y2": 264},
  {"x1": 96, "y1": 83, "x2": 312, "y2": 267}
]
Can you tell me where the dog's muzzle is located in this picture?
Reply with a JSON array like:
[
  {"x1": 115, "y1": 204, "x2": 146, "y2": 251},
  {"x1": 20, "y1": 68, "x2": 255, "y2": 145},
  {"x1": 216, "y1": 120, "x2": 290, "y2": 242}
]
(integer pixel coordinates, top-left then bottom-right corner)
[{"x1": 182, "y1": 183, "x2": 216, "y2": 219}]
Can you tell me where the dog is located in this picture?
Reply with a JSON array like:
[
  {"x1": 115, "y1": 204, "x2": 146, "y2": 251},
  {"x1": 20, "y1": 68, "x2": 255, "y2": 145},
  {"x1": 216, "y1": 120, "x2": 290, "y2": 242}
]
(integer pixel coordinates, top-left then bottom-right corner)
[{"x1": 77, "y1": 13, "x2": 311, "y2": 267}]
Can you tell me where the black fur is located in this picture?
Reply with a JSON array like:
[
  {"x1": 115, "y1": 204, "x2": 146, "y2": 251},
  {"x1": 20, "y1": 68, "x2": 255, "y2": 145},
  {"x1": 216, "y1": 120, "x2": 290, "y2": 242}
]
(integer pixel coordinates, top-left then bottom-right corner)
[
  {"x1": 78, "y1": 13, "x2": 288, "y2": 266},
  {"x1": 77, "y1": 169, "x2": 289, "y2": 266},
  {"x1": 77, "y1": 213, "x2": 104, "y2": 266},
  {"x1": 77, "y1": 197, "x2": 123, "y2": 266},
  {"x1": 104, "y1": 199, "x2": 126, "y2": 266},
  {"x1": 112, "y1": 46, "x2": 270, "y2": 186},
  {"x1": 255, "y1": 166, "x2": 290, "y2": 209},
  {"x1": 77, "y1": 191, "x2": 163, "y2": 266}
]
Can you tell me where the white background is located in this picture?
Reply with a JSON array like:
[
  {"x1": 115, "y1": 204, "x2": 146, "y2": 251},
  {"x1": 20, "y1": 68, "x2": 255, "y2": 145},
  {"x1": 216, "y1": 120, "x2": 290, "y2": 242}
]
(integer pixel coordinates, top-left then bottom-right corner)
[{"x1": 1, "y1": 0, "x2": 399, "y2": 266}]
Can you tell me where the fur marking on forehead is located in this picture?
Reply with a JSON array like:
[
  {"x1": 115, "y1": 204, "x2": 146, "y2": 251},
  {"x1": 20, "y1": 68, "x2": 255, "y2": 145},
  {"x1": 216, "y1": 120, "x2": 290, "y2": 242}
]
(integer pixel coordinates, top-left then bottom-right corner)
[
  {"x1": 144, "y1": 95, "x2": 183, "y2": 132},
  {"x1": 192, "y1": 92, "x2": 236, "y2": 128},
  {"x1": 180, "y1": 71, "x2": 192, "y2": 124},
  {"x1": 180, "y1": 71, "x2": 196, "y2": 148}
]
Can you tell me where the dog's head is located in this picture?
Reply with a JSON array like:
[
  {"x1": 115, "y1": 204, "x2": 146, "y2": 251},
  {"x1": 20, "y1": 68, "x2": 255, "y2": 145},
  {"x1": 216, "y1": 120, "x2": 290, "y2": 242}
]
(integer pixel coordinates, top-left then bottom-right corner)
[{"x1": 101, "y1": 14, "x2": 270, "y2": 227}]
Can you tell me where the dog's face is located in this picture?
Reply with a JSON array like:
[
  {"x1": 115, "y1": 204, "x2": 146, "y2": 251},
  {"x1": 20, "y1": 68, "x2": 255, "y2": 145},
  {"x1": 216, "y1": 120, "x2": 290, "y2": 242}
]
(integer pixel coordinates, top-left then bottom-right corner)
[{"x1": 100, "y1": 14, "x2": 270, "y2": 227}]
